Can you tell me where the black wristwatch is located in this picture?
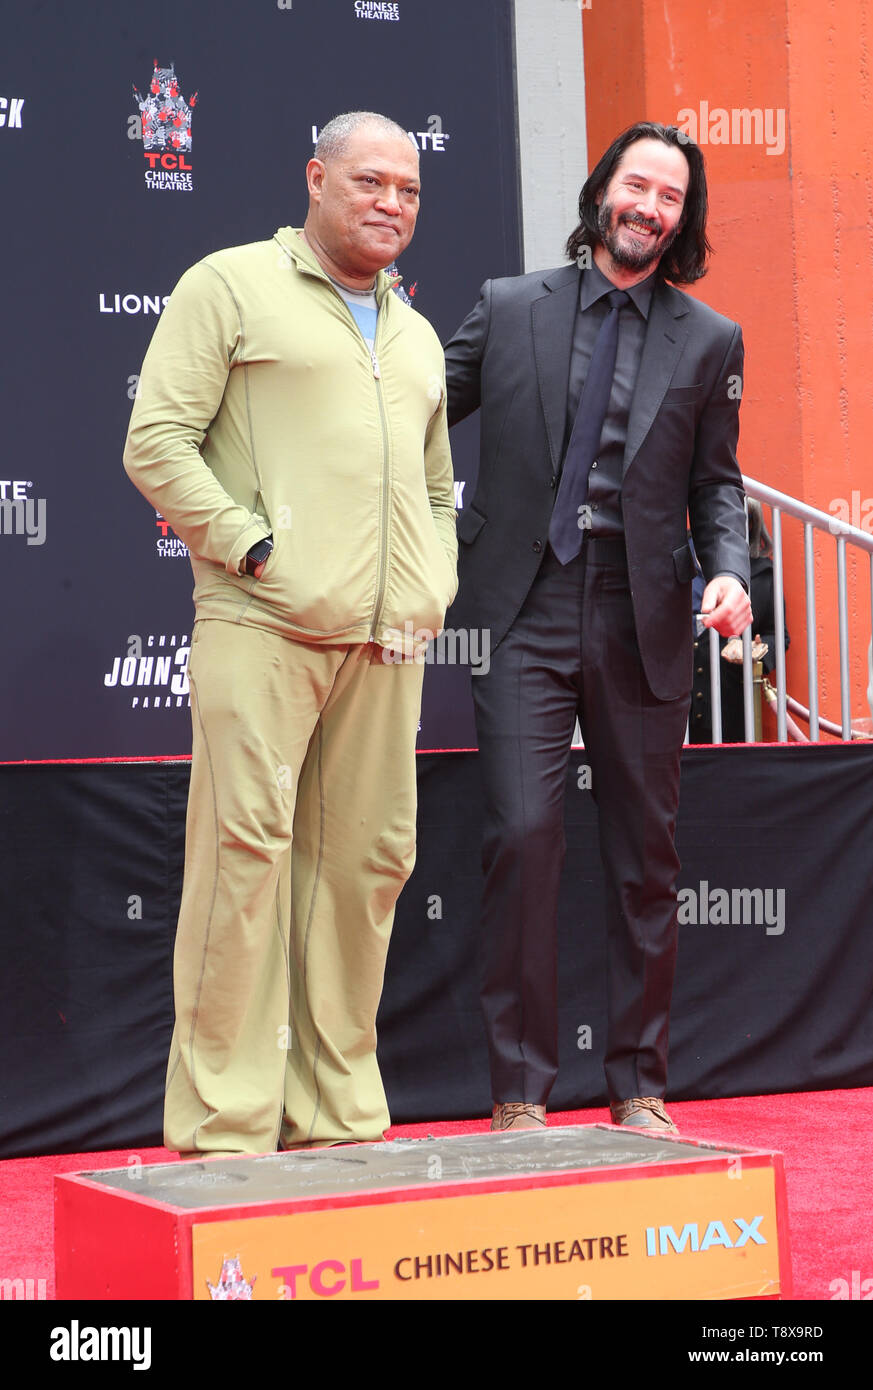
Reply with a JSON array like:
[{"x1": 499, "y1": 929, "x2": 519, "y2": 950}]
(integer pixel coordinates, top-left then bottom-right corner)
[{"x1": 244, "y1": 536, "x2": 273, "y2": 576}]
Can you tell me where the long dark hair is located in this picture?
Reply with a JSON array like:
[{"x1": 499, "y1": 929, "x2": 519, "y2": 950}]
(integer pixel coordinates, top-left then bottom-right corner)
[
  {"x1": 565, "y1": 122, "x2": 712, "y2": 284},
  {"x1": 747, "y1": 498, "x2": 773, "y2": 559}
]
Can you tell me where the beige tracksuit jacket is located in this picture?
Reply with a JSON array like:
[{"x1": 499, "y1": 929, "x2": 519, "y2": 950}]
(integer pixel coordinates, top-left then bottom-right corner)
[{"x1": 123, "y1": 226, "x2": 458, "y2": 643}]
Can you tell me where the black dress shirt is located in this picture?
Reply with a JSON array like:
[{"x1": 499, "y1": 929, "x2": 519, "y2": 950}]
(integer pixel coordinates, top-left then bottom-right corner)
[
  {"x1": 563, "y1": 262, "x2": 747, "y2": 592},
  {"x1": 564, "y1": 262, "x2": 656, "y2": 538}
]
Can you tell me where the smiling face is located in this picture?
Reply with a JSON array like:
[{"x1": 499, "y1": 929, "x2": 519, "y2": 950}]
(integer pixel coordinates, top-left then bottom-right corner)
[
  {"x1": 593, "y1": 138, "x2": 689, "y2": 284},
  {"x1": 304, "y1": 122, "x2": 421, "y2": 285}
]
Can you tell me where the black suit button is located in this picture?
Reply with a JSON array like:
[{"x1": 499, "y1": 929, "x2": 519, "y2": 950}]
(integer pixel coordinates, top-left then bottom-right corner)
[
  {"x1": 533, "y1": 540, "x2": 543, "y2": 552},
  {"x1": 549, "y1": 476, "x2": 557, "y2": 489}
]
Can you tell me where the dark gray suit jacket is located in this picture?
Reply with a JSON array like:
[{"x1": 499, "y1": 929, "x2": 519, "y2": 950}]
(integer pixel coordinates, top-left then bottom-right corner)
[{"x1": 444, "y1": 263, "x2": 750, "y2": 702}]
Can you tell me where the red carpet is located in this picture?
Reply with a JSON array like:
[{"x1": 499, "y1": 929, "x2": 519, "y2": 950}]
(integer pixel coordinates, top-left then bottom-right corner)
[{"x1": 2, "y1": 1089, "x2": 870, "y2": 1301}]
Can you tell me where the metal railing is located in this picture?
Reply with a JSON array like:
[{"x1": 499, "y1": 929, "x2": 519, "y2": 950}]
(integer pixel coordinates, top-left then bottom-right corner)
[{"x1": 703, "y1": 476, "x2": 873, "y2": 743}]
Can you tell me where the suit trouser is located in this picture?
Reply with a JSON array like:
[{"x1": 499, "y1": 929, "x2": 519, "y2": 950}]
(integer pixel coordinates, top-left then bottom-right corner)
[
  {"x1": 164, "y1": 618, "x2": 424, "y2": 1154},
  {"x1": 472, "y1": 539, "x2": 691, "y2": 1107}
]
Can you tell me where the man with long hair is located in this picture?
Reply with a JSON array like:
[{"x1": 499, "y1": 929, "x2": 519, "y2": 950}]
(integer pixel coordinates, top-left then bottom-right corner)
[{"x1": 445, "y1": 122, "x2": 751, "y2": 1132}]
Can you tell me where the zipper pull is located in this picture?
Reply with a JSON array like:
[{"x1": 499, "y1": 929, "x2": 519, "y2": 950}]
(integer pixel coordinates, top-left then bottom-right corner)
[{"x1": 371, "y1": 351, "x2": 381, "y2": 379}]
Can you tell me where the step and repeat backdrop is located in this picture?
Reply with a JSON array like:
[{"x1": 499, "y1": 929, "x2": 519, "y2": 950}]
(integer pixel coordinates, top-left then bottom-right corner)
[{"x1": 1, "y1": 0, "x2": 521, "y2": 760}]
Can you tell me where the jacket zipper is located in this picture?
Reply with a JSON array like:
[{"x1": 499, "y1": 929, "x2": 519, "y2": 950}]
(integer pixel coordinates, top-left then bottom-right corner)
[
  {"x1": 277, "y1": 239, "x2": 394, "y2": 641},
  {"x1": 369, "y1": 309, "x2": 391, "y2": 642}
]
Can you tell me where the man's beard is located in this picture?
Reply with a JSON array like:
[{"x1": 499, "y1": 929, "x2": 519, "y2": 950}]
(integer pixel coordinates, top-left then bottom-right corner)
[{"x1": 596, "y1": 198, "x2": 678, "y2": 272}]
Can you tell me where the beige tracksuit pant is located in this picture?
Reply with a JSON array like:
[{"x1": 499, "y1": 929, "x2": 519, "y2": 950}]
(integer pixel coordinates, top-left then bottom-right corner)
[{"x1": 164, "y1": 618, "x2": 424, "y2": 1155}]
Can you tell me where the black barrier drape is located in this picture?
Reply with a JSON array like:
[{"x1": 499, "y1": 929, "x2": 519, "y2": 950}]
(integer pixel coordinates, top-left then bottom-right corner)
[
  {"x1": 1, "y1": 746, "x2": 871, "y2": 1158},
  {"x1": 0, "y1": 0, "x2": 519, "y2": 760}
]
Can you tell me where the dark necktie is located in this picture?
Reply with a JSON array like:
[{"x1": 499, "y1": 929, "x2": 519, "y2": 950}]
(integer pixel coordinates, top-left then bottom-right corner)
[{"x1": 549, "y1": 287, "x2": 629, "y2": 564}]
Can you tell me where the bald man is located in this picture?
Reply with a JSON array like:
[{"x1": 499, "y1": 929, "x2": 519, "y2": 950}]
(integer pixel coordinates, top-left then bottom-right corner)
[{"x1": 124, "y1": 112, "x2": 457, "y2": 1157}]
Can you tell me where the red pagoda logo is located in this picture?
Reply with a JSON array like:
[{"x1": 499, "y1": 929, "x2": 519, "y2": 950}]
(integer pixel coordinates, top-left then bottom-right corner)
[{"x1": 132, "y1": 61, "x2": 199, "y2": 191}]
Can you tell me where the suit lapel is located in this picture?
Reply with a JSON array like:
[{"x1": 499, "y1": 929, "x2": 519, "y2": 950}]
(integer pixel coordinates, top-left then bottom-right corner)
[
  {"x1": 623, "y1": 281, "x2": 691, "y2": 475},
  {"x1": 531, "y1": 264, "x2": 579, "y2": 474}
]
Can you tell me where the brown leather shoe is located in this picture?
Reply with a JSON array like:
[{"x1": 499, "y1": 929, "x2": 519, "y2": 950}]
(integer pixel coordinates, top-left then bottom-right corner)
[
  {"x1": 610, "y1": 1097, "x2": 678, "y2": 1132},
  {"x1": 491, "y1": 1102, "x2": 547, "y2": 1131}
]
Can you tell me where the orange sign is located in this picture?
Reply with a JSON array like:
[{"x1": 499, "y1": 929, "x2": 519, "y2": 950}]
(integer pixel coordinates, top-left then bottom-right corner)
[{"x1": 192, "y1": 1165, "x2": 782, "y2": 1300}]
